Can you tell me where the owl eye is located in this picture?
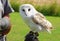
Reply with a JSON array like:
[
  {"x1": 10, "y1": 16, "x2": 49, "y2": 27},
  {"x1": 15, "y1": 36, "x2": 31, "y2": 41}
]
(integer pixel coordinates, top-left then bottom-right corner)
[
  {"x1": 22, "y1": 9, "x2": 25, "y2": 12},
  {"x1": 28, "y1": 8, "x2": 31, "y2": 11}
]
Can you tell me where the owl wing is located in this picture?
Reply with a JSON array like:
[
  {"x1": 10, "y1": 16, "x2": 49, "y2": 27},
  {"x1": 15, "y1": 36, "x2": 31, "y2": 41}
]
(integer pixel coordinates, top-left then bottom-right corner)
[
  {"x1": 31, "y1": 13, "x2": 46, "y2": 26},
  {"x1": 31, "y1": 13, "x2": 52, "y2": 33},
  {"x1": 35, "y1": 13, "x2": 46, "y2": 19}
]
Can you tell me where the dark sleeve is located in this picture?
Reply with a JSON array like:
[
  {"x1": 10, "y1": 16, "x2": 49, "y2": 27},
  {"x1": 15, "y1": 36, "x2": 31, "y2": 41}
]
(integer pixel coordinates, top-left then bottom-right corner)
[{"x1": 4, "y1": 0, "x2": 13, "y2": 15}]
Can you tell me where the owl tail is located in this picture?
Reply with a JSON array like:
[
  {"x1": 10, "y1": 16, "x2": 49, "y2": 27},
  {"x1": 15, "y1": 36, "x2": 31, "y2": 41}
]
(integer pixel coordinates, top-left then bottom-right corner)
[{"x1": 46, "y1": 29, "x2": 51, "y2": 34}]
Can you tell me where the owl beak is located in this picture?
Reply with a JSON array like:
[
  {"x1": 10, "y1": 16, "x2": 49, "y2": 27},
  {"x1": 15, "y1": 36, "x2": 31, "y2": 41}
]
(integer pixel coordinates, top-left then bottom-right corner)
[
  {"x1": 25, "y1": 10, "x2": 28, "y2": 16},
  {"x1": 25, "y1": 13, "x2": 27, "y2": 16}
]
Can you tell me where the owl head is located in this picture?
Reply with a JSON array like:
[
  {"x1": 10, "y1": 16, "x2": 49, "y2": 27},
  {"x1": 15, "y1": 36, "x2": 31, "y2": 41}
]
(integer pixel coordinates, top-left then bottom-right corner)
[{"x1": 20, "y1": 4, "x2": 37, "y2": 17}]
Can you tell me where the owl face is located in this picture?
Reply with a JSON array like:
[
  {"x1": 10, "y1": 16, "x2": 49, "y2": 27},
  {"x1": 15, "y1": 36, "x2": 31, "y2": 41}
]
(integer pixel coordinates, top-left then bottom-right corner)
[{"x1": 20, "y1": 4, "x2": 37, "y2": 17}]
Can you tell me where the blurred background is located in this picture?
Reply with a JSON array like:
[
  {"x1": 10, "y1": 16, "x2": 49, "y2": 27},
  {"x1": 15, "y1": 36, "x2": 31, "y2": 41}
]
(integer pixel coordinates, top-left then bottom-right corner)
[{"x1": 10, "y1": 0, "x2": 60, "y2": 16}]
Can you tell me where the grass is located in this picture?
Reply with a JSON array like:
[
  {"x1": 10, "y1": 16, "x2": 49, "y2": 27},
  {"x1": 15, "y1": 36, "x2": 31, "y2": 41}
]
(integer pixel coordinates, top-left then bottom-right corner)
[{"x1": 7, "y1": 12, "x2": 60, "y2": 41}]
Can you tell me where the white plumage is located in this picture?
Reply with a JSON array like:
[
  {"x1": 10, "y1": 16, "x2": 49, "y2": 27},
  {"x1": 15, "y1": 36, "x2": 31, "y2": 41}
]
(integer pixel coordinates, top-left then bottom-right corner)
[{"x1": 19, "y1": 4, "x2": 53, "y2": 33}]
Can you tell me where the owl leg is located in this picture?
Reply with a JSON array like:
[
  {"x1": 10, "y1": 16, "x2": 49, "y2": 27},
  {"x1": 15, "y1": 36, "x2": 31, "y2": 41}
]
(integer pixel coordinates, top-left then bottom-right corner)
[
  {"x1": 29, "y1": 31, "x2": 39, "y2": 36},
  {"x1": 34, "y1": 32, "x2": 39, "y2": 36},
  {"x1": 37, "y1": 25, "x2": 42, "y2": 31}
]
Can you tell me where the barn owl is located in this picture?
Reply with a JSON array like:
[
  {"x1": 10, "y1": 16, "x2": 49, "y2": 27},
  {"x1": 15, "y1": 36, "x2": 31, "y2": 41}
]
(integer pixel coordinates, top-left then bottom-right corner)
[{"x1": 19, "y1": 4, "x2": 52, "y2": 34}]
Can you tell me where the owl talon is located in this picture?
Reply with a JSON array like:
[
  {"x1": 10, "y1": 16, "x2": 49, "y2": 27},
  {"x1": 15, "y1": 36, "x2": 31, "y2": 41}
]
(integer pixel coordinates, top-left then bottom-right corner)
[{"x1": 35, "y1": 32, "x2": 39, "y2": 36}]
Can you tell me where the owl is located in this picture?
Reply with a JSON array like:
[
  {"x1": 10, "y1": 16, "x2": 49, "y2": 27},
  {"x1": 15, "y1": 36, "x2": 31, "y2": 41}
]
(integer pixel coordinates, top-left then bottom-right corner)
[{"x1": 19, "y1": 4, "x2": 52, "y2": 34}]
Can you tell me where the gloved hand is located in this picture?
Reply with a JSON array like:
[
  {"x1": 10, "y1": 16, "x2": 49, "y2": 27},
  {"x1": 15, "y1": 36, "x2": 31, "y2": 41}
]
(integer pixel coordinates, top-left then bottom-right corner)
[{"x1": 0, "y1": 17, "x2": 10, "y2": 32}]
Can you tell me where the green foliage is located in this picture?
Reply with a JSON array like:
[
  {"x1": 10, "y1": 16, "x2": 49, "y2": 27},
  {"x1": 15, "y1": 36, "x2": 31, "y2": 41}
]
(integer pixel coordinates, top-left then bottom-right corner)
[
  {"x1": 11, "y1": 2, "x2": 20, "y2": 12},
  {"x1": 10, "y1": 0, "x2": 60, "y2": 16},
  {"x1": 36, "y1": 2, "x2": 60, "y2": 16},
  {"x1": 54, "y1": 6, "x2": 60, "y2": 16}
]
